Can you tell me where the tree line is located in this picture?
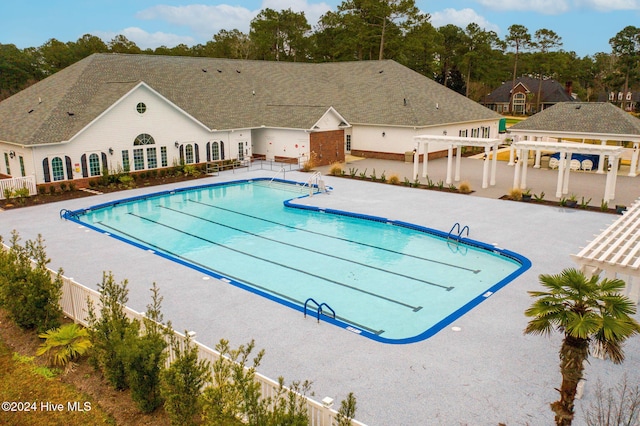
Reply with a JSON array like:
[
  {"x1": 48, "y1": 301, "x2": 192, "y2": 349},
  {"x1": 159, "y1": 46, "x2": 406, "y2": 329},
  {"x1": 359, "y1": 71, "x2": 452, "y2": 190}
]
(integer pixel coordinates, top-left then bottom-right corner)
[{"x1": 1, "y1": 0, "x2": 639, "y2": 106}]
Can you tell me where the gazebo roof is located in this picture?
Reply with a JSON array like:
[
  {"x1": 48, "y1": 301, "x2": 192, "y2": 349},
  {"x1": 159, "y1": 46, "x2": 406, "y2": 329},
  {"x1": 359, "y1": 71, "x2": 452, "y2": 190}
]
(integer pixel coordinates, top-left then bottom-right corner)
[
  {"x1": 509, "y1": 102, "x2": 640, "y2": 142},
  {"x1": 572, "y1": 199, "x2": 640, "y2": 276}
]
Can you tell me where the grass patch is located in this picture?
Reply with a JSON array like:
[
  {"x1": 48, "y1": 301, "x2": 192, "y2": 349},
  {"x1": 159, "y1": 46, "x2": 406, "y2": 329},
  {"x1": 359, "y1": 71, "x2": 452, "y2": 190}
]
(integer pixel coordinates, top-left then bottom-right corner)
[{"x1": 0, "y1": 336, "x2": 114, "y2": 425}]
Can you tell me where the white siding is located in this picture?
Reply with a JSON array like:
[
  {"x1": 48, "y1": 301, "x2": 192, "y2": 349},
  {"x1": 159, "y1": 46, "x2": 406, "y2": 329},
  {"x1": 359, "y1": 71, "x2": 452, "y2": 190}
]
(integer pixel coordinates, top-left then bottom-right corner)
[{"x1": 252, "y1": 128, "x2": 309, "y2": 160}]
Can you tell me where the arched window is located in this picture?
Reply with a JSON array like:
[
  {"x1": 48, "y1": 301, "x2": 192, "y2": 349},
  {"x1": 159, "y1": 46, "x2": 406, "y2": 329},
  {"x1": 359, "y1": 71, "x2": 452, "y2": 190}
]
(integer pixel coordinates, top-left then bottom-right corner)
[
  {"x1": 185, "y1": 144, "x2": 194, "y2": 164},
  {"x1": 51, "y1": 157, "x2": 64, "y2": 181},
  {"x1": 212, "y1": 142, "x2": 220, "y2": 161},
  {"x1": 134, "y1": 133, "x2": 155, "y2": 145},
  {"x1": 89, "y1": 153, "x2": 101, "y2": 176}
]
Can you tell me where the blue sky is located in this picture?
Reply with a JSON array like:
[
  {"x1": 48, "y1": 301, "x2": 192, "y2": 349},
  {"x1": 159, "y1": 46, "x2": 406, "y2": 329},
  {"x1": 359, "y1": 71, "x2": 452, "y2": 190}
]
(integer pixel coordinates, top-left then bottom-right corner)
[{"x1": 1, "y1": 0, "x2": 639, "y2": 57}]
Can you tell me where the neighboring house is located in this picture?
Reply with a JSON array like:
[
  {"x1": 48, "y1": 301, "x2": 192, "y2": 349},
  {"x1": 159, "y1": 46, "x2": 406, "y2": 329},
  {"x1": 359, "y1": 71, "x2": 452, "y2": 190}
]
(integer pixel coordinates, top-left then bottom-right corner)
[
  {"x1": 0, "y1": 53, "x2": 501, "y2": 186},
  {"x1": 481, "y1": 76, "x2": 576, "y2": 115},
  {"x1": 597, "y1": 90, "x2": 640, "y2": 112}
]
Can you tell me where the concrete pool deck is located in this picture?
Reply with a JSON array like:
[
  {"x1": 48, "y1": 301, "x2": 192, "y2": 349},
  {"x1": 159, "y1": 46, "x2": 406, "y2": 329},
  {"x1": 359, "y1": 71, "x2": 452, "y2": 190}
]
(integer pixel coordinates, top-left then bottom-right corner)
[{"x1": 1, "y1": 157, "x2": 640, "y2": 425}]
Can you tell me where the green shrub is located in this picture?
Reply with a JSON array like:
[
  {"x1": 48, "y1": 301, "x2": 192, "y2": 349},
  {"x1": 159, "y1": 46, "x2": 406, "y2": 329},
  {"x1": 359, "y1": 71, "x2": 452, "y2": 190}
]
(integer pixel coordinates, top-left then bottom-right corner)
[
  {"x1": 336, "y1": 392, "x2": 358, "y2": 426},
  {"x1": 68, "y1": 182, "x2": 76, "y2": 191},
  {"x1": 38, "y1": 186, "x2": 47, "y2": 195},
  {"x1": 202, "y1": 339, "x2": 310, "y2": 425},
  {"x1": 124, "y1": 283, "x2": 168, "y2": 413},
  {"x1": 0, "y1": 231, "x2": 63, "y2": 333},
  {"x1": 37, "y1": 323, "x2": 93, "y2": 369},
  {"x1": 87, "y1": 272, "x2": 137, "y2": 390},
  {"x1": 161, "y1": 331, "x2": 211, "y2": 426},
  {"x1": 388, "y1": 174, "x2": 400, "y2": 185},
  {"x1": 59, "y1": 182, "x2": 67, "y2": 191},
  {"x1": 3, "y1": 187, "x2": 13, "y2": 199},
  {"x1": 48, "y1": 185, "x2": 56, "y2": 195}
]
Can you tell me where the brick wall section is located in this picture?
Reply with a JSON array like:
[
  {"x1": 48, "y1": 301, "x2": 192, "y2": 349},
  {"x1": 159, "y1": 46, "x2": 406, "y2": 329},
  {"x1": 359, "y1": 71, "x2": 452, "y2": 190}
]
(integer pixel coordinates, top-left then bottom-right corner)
[
  {"x1": 310, "y1": 130, "x2": 345, "y2": 166},
  {"x1": 350, "y1": 149, "x2": 452, "y2": 161}
]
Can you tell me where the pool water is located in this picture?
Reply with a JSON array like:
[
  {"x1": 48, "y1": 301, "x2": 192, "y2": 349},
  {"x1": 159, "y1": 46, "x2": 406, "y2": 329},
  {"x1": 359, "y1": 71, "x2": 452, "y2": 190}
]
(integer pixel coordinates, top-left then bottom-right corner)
[{"x1": 64, "y1": 179, "x2": 530, "y2": 344}]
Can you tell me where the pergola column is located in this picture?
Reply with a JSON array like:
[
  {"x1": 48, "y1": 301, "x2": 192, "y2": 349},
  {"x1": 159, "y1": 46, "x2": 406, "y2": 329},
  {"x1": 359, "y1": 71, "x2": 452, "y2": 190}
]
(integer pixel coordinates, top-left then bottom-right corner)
[
  {"x1": 454, "y1": 144, "x2": 462, "y2": 182},
  {"x1": 629, "y1": 143, "x2": 639, "y2": 177},
  {"x1": 481, "y1": 146, "x2": 490, "y2": 188},
  {"x1": 513, "y1": 148, "x2": 522, "y2": 189},
  {"x1": 597, "y1": 140, "x2": 606, "y2": 174},
  {"x1": 533, "y1": 136, "x2": 542, "y2": 168},
  {"x1": 446, "y1": 144, "x2": 454, "y2": 184},
  {"x1": 562, "y1": 152, "x2": 573, "y2": 194},
  {"x1": 508, "y1": 137, "x2": 516, "y2": 165},
  {"x1": 490, "y1": 144, "x2": 498, "y2": 185},
  {"x1": 519, "y1": 148, "x2": 529, "y2": 189},
  {"x1": 604, "y1": 158, "x2": 616, "y2": 202},
  {"x1": 413, "y1": 141, "x2": 421, "y2": 180},
  {"x1": 556, "y1": 152, "x2": 566, "y2": 198}
]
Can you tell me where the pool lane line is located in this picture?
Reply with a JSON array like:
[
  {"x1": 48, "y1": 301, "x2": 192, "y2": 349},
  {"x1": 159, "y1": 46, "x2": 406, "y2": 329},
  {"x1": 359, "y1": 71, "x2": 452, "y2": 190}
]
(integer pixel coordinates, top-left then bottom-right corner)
[
  {"x1": 119, "y1": 214, "x2": 424, "y2": 312},
  {"x1": 158, "y1": 205, "x2": 454, "y2": 292},
  {"x1": 187, "y1": 198, "x2": 480, "y2": 274},
  {"x1": 93, "y1": 220, "x2": 386, "y2": 336}
]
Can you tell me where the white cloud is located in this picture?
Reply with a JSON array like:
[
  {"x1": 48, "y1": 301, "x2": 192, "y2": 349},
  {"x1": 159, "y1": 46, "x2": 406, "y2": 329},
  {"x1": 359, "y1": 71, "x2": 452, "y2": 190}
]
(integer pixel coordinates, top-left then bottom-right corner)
[
  {"x1": 475, "y1": 0, "x2": 570, "y2": 14},
  {"x1": 131, "y1": 1, "x2": 334, "y2": 48},
  {"x1": 430, "y1": 8, "x2": 500, "y2": 33},
  {"x1": 577, "y1": 0, "x2": 640, "y2": 11},
  {"x1": 136, "y1": 4, "x2": 257, "y2": 38},
  {"x1": 94, "y1": 28, "x2": 195, "y2": 50},
  {"x1": 261, "y1": 0, "x2": 333, "y2": 26}
]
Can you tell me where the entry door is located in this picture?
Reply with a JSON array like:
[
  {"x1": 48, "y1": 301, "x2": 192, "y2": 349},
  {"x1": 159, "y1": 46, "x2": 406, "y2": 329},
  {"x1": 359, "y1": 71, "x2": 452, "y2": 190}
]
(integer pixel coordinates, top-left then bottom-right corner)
[{"x1": 237, "y1": 142, "x2": 244, "y2": 161}]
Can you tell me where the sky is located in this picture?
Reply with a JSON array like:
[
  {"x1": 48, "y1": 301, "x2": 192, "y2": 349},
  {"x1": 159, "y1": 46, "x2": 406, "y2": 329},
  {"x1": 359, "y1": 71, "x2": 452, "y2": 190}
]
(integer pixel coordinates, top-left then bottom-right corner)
[{"x1": 1, "y1": 0, "x2": 639, "y2": 57}]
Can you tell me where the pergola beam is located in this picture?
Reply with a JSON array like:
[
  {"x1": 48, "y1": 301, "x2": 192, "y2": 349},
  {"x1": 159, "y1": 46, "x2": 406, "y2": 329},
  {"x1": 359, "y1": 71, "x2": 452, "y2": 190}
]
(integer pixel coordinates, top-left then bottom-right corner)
[{"x1": 413, "y1": 135, "x2": 501, "y2": 189}]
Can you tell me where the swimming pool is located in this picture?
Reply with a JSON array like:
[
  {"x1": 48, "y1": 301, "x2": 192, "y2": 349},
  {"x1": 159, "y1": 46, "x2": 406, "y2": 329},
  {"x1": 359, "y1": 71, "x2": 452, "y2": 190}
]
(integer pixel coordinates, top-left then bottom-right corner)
[{"x1": 62, "y1": 179, "x2": 530, "y2": 344}]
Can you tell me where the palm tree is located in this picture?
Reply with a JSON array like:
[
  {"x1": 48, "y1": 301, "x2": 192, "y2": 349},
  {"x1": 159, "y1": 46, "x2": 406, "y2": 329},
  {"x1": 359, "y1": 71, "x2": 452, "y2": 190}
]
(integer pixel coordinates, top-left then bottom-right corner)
[
  {"x1": 37, "y1": 323, "x2": 93, "y2": 370},
  {"x1": 524, "y1": 268, "x2": 640, "y2": 426}
]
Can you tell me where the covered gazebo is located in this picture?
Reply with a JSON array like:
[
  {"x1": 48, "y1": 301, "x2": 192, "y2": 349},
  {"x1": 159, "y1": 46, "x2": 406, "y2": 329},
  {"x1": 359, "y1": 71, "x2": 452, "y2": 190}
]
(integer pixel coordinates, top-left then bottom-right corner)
[
  {"x1": 508, "y1": 102, "x2": 640, "y2": 202},
  {"x1": 412, "y1": 135, "x2": 501, "y2": 189},
  {"x1": 511, "y1": 140, "x2": 623, "y2": 202}
]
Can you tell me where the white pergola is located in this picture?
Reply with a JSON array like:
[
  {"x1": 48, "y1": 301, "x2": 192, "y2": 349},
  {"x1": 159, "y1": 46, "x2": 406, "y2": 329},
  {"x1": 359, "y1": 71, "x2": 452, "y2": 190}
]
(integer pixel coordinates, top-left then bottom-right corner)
[
  {"x1": 572, "y1": 199, "x2": 640, "y2": 304},
  {"x1": 413, "y1": 135, "x2": 502, "y2": 189},
  {"x1": 511, "y1": 140, "x2": 624, "y2": 202}
]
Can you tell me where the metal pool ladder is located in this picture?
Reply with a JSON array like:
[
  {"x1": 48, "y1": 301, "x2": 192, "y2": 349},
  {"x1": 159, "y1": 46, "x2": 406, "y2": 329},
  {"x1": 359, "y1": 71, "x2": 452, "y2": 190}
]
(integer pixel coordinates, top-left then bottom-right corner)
[
  {"x1": 304, "y1": 298, "x2": 336, "y2": 323},
  {"x1": 447, "y1": 222, "x2": 470, "y2": 254},
  {"x1": 447, "y1": 222, "x2": 469, "y2": 241}
]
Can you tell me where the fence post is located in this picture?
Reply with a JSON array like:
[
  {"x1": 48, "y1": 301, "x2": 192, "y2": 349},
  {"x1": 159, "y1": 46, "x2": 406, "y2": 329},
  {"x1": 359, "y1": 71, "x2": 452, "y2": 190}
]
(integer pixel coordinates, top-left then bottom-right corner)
[{"x1": 321, "y1": 396, "x2": 334, "y2": 426}]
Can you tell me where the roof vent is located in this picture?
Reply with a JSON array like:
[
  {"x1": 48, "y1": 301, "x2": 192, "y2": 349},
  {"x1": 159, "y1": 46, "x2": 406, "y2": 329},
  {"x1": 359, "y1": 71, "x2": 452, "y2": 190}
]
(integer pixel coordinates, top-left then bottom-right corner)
[
  {"x1": 67, "y1": 112, "x2": 75, "y2": 116},
  {"x1": 28, "y1": 109, "x2": 34, "y2": 114},
  {"x1": 403, "y1": 98, "x2": 407, "y2": 106},
  {"x1": 217, "y1": 69, "x2": 222, "y2": 73},
  {"x1": 576, "y1": 105, "x2": 581, "y2": 109},
  {"x1": 202, "y1": 68, "x2": 207, "y2": 72},
  {"x1": 236, "y1": 69, "x2": 241, "y2": 73},
  {"x1": 379, "y1": 70, "x2": 384, "y2": 74}
]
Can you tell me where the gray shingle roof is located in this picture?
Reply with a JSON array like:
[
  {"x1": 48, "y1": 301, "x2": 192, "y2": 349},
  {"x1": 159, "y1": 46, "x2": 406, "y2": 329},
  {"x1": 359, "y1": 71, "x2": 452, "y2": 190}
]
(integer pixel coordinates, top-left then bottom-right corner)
[
  {"x1": 0, "y1": 54, "x2": 501, "y2": 146},
  {"x1": 484, "y1": 76, "x2": 576, "y2": 103},
  {"x1": 509, "y1": 102, "x2": 640, "y2": 136}
]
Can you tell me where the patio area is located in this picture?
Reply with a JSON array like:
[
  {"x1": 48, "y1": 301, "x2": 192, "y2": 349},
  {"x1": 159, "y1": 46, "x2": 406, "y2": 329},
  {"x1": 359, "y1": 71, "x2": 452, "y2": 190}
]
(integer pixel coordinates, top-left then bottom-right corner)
[{"x1": 1, "y1": 160, "x2": 639, "y2": 425}]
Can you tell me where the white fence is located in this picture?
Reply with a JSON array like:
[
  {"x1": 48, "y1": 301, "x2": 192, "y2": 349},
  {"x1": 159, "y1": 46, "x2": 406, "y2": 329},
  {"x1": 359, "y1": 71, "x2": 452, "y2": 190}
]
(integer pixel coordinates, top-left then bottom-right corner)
[
  {"x1": 0, "y1": 176, "x2": 37, "y2": 200},
  {"x1": 46, "y1": 264, "x2": 365, "y2": 426}
]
